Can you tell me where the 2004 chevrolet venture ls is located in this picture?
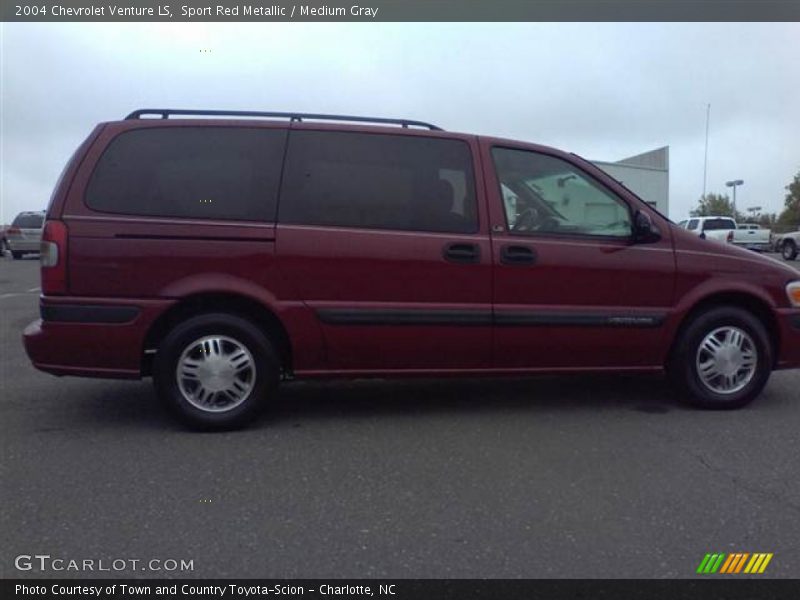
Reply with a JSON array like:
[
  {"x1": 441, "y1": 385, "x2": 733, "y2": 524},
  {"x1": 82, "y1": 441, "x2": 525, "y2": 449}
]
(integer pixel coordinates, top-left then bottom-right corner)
[{"x1": 23, "y1": 109, "x2": 800, "y2": 429}]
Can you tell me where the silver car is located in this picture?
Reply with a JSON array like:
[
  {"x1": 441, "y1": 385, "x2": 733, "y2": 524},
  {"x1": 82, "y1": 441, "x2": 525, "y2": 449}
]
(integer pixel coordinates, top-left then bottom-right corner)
[{"x1": 6, "y1": 211, "x2": 45, "y2": 259}]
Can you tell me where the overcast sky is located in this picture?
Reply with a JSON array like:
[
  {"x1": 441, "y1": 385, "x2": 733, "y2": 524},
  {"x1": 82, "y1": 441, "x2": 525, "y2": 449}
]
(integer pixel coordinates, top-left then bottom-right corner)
[{"x1": 1, "y1": 22, "x2": 798, "y2": 223}]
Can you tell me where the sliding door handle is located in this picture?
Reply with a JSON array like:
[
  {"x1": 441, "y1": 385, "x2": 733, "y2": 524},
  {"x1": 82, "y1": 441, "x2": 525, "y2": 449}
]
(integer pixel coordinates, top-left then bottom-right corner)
[{"x1": 443, "y1": 243, "x2": 481, "y2": 264}]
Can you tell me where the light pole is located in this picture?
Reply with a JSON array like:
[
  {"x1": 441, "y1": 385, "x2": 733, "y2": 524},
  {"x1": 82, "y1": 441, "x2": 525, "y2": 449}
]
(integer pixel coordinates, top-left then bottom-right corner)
[
  {"x1": 725, "y1": 179, "x2": 744, "y2": 218},
  {"x1": 703, "y1": 104, "x2": 710, "y2": 198}
]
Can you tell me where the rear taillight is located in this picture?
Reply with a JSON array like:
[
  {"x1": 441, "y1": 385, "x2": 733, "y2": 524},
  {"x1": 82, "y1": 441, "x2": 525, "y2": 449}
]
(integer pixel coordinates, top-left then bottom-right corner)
[
  {"x1": 7, "y1": 227, "x2": 20, "y2": 235},
  {"x1": 726, "y1": 230, "x2": 734, "y2": 243},
  {"x1": 41, "y1": 220, "x2": 68, "y2": 295}
]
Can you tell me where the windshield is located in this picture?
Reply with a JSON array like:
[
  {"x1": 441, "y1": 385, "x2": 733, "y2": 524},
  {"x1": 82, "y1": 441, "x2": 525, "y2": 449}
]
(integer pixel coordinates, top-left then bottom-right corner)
[{"x1": 11, "y1": 214, "x2": 44, "y2": 229}]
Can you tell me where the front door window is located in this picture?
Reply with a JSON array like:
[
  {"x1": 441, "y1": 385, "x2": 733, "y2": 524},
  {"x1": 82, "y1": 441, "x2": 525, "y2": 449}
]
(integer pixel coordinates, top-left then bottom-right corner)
[{"x1": 492, "y1": 147, "x2": 632, "y2": 238}]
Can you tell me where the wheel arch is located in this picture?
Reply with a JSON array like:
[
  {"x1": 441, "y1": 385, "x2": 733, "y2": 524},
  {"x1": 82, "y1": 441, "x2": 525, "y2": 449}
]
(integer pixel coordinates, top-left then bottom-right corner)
[
  {"x1": 668, "y1": 291, "x2": 779, "y2": 369},
  {"x1": 141, "y1": 292, "x2": 293, "y2": 377}
]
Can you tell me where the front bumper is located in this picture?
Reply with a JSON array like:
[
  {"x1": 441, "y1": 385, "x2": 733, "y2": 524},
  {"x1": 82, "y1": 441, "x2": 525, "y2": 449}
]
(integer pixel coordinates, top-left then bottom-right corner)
[
  {"x1": 23, "y1": 296, "x2": 174, "y2": 378},
  {"x1": 775, "y1": 309, "x2": 800, "y2": 369}
]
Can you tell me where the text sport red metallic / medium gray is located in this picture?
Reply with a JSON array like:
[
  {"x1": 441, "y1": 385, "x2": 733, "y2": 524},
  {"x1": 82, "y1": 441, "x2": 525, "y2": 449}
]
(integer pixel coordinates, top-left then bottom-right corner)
[{"x1": 22, "y1": 109, "x2": 800, "y2": 429}]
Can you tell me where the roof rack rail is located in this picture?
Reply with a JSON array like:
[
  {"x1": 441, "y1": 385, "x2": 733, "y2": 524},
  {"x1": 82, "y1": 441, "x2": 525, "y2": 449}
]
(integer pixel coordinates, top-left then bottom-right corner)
[{"x1": 124, "y1": 109, "x2": 443, "y2": 131}]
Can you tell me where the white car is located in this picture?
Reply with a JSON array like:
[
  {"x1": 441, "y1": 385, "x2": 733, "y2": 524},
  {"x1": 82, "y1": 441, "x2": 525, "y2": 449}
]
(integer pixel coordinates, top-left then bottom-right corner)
[
  {"x1": 679, "y1": 216, "x2": 771, "y2": 251},
  {"x1": 681, "y1": 216, "x2": 737, "y2": 243},
  {"x1": 731, "y1": 223, "x2": 772, "y2": 252},
  {"x1": 773, "y1": 229, "x2": 800, "y2": 261},
  {"x1": 6, "y1": 211, "x2": 45, "y2": 259}
]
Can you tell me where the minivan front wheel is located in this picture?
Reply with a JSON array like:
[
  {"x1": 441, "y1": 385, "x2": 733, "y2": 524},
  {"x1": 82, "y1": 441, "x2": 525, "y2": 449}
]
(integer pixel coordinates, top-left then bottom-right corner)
[
  {"x1": 153, "y1": 313, "x2": 280, "y2": 429},
  {"x1": 669, "y1": 307, "x2": 772, "y2": 409}
]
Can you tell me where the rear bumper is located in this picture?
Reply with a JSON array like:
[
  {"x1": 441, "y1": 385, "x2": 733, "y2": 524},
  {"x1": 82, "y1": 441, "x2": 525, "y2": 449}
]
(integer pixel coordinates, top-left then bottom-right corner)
[
  {"x1": 7, "y1": 238, "x2": 40, "y2": 252},
  {"x1": 23, "y1": 296, "x2": 174, "y2": 378},
  {"x1": 775, "y1": 309, "x2": 800, "y2": 369},
  {"x1": 732, "y1": 241, "x2": 771, "y2": 252}
]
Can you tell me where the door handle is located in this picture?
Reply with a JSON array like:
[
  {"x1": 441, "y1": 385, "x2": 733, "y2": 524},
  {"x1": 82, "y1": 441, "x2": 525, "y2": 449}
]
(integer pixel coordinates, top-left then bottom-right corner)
[
  {"x1": 443, "y1": 243, "x2": 481, "y2": 264},
  {"x1": 500, "y1": 245, "x2": 537, "y2": 265}
]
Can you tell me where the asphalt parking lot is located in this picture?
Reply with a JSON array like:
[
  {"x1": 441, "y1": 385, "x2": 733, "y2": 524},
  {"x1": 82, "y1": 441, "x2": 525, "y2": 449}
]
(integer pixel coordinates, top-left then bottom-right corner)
[{"x1": 1, "y1": 253, "x2": 799, "y2": 579}]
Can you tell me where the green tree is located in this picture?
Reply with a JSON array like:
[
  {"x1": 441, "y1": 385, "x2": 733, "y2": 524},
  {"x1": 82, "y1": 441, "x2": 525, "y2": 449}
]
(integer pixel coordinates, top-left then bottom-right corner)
[
  {"x1": 690, "y1": 193, "x2": 743, "y2": 220},
  {"x1": 775, "y1": 170, "x2": 800, "y2": 232},
  {"x1": 757, "y1": 212, "x2": 777, "y2": 230}
]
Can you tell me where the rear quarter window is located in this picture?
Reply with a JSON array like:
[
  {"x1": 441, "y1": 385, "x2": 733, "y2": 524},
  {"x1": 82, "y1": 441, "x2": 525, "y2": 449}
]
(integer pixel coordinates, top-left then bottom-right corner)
[{"x1": 85, "y1": 127, "x2": 287, "y2": 221}]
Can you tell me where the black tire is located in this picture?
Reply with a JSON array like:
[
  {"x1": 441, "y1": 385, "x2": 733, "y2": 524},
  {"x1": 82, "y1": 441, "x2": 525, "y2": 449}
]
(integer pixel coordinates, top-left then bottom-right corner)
[
  {"x1": 668, "y1": 306, "x2": 772, "y2": 409},
  {"x1": 0, "y1": 239, "x2": 5, "y2": 256},
  {"x1": 782, "y1": 240, "x2": 798, "y2": 261},
  {"x1": 153, "y1": 313, "x2": 280, "y2": 430},
  {"x1": 11, "y1": 251, "x2": 23, "y2": 260}
]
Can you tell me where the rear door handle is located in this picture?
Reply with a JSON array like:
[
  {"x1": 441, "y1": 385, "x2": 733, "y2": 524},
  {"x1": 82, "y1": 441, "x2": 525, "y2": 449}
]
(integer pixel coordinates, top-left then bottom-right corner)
[
  {"x1": 443, "y1": 243, "x2": 481, "y2": 264},
  {"x1": 500, "y1": 245, "x2": 537, "y2": 266}
]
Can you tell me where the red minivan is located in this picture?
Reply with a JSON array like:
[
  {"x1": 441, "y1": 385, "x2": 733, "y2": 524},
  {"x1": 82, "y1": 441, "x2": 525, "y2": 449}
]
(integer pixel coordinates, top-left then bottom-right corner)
[{"x1": 23, "y1": 109, "x2": 800, "y2": 429}]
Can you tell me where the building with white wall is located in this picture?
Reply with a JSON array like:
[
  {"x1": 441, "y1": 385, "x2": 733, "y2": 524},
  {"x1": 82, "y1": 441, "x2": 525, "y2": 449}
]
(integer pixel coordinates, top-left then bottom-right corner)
[{"x1": 594, "y1": 146, "x2": 669, "y2": 216}]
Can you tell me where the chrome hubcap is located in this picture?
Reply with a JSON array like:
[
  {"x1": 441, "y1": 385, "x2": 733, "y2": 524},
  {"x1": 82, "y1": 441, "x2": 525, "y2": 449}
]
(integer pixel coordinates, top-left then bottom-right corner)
[
  {"x1": 176, "y1": 335, "x2": 255, "y2": 412},
  {"x1": 695, "y1": 326, "x2": 757, "y2": 395}
]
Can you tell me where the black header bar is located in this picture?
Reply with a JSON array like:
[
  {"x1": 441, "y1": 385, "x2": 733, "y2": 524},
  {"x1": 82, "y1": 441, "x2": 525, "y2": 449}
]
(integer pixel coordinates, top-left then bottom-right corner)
[{"x1": 3, "y1": 1, "x2": 800, "y2": 22}]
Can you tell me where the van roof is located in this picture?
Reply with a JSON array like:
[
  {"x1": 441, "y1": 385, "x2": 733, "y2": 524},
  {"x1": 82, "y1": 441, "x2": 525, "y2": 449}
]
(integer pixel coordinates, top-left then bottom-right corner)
[
  {"x1": 124, "y1": 108, "x2": 443, "y2": 131},
  {"x1": 110, "y1": 108, "x2": 577, "y2": 165}
]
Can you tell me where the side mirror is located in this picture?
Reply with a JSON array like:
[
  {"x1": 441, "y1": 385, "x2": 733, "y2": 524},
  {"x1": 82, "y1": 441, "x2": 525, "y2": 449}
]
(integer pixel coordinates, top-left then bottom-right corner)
[{"x1": 633, "y1": 210, "x2": 661, "y2": 243}]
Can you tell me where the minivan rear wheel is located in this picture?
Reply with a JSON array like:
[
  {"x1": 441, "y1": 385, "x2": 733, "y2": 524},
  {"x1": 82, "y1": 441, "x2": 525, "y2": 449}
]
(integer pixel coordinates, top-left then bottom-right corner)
[
  {"x1": 153, "y1": 313, "x2": 280, "y2": 429},
  {"x1": 669, "y1": 306, "x2": 772, "y2": 409}
]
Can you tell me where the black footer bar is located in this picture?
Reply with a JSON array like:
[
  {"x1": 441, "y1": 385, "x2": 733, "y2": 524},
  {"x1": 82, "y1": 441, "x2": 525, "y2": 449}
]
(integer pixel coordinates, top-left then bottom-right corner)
[{"x1": 5, "y1": 579, "x2": 800, "y2": 600}]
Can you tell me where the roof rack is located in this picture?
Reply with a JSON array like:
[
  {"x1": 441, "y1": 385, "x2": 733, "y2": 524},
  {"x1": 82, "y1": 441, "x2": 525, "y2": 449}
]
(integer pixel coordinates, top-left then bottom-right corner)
[{"x1": 124, "y1": 109, "x2": 443, "y2": 131}]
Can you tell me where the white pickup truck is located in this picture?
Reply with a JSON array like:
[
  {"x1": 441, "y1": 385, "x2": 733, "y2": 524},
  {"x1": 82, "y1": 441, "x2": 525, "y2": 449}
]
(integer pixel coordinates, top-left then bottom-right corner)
[
  {"x1": 679, "y1": 216, "x2": 771, "y2": 251},
  {"x1": 733, "y1": 223, "x2": 772, "y2": 251},
  {"x1": 772, "y1": 229, "x2": 800, "y2": 261}
]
